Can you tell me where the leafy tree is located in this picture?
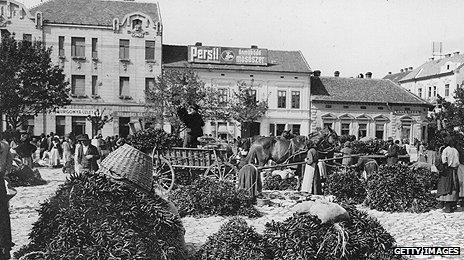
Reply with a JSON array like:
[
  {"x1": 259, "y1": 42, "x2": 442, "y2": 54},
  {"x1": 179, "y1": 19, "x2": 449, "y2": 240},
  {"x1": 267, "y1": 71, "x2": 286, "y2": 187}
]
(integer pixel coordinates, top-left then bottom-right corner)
[
  {"x1": 0, "y1": 36, "x2": 70, "y2": 129},
  {"x1": 145, "y1": 68, "x2": 225, "y2": 135},
  {"x1": 229, "y1": 80, "x2": 268, "y2": 132},
  {"x1": 86, "y1": 109, "x2": 113, "y2": 137}
]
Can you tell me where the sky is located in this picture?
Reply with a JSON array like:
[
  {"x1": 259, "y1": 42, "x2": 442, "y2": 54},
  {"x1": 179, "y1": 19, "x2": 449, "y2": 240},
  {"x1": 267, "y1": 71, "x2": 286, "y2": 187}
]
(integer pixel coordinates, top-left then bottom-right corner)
[{"x1": 23, "y1": 0, "x2": 464, "y2": 79}]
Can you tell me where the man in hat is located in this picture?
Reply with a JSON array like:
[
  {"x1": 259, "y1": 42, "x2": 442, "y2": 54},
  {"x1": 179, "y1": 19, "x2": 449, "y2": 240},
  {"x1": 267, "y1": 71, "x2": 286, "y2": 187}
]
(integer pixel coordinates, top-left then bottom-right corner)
[
  {"x1": 0, "y1": 134, "x2": 14, "y2": 259},
  {"x1": 177, "y1": 104, "x2": 205, "y2": 148},
  {"x1": 75, "y1": 134, "x2": 100, "y2": 172},
  {"x1": 385, "y1": 137, "x2": 399, "y2": 165}
]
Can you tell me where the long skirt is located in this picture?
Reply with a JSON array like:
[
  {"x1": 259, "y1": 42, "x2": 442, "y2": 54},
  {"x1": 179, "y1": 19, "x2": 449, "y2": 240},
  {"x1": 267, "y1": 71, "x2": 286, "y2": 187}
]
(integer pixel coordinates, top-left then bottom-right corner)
[
  {"x1": 238, "y1": 164, "x2": 262, "y2": 198},
  {"x1": 457, "y1": 164, "x2": 464, "y2": 198},
  {"x1": 49, "y1": 148, "x2": 60, "y2": 166},
  {"x1": 0, "y1": 178, "x2": 13, "y2": 259},
  {"x1": 437, "y1": 167, "x2": 459, "y2": 202},
  {"x1": 301, "y1": 164, "x2": 322, "y2": 195}
]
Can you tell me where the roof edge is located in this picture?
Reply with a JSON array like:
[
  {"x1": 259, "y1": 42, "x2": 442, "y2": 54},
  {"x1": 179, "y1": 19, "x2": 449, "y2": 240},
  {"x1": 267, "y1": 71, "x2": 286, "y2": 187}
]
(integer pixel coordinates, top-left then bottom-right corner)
[
  {"x1": 311, "y1": 98, "x2": 433, "y2": 108},
  {"x1": 399, "y1": 70, "x2": 454, "y2": 83}
]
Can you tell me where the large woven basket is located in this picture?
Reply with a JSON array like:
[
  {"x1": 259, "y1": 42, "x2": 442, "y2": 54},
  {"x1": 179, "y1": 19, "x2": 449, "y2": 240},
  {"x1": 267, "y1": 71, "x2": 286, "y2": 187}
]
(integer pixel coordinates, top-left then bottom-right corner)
[{"x1": 99, "y1": 144, "x2": 153, "y2": 191}]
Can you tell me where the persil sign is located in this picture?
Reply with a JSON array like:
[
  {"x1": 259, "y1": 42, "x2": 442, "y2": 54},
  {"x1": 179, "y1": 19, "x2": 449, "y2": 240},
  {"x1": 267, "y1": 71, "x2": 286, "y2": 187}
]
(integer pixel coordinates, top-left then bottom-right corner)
[{"x1": 188, "y1": 45, "x2": 268, "y2": 66}]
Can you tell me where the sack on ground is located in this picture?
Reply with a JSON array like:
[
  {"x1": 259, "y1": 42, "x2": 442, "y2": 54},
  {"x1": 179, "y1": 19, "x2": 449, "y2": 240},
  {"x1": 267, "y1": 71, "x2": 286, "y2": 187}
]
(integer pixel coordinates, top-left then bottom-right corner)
[{"x1": 291, "y1": 200, "x2": 349, "y2": 224}]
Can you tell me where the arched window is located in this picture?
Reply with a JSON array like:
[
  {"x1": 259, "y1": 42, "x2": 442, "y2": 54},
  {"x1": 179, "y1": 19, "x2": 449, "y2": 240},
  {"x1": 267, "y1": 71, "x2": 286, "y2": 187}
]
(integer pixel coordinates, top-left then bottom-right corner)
[
  {"x1": 321, "y1": 113, "x2": 336, "y2": 130},
  {"x1": 132, "y1": 19, "x2": 142, "y2": 31},
  {"x1": 339, "y1": 114, "x2": 354, "y2": 136},
  {"x1": 356, "y1": 114, "x2": 372, "y2": 139},
  {"x1": 374, "y1": 115, "x2": 389, "y2": 140}
]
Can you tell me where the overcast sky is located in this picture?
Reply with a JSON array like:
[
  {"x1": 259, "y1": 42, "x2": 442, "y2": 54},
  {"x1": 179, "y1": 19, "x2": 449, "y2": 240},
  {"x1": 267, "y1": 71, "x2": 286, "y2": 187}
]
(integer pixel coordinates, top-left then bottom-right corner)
[{"x1": 23, "y1": 0, "x2": 464, "y2": 78}]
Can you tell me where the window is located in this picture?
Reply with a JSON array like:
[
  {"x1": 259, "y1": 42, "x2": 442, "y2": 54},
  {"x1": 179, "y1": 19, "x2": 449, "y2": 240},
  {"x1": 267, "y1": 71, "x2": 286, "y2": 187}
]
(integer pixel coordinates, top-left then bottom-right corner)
[
  {"x1": 145, "y1": 40, "x2": 155, "y2": 60},
  {"x1": 404, "y1": 107, "x2": 410, "y2": 111},
  {"x1": 218, "y1": 88, "x2": 228, "y2": 106},
  {"x1": 23, "y1": 33, "x2": 32, "y2": 42},
  {"x1": 358, "y1": 123, "x2": 367, "y2": 138},
  {"x1": 445, "y1": 84, "x2": 450, "y2": 97},
  {"x1": 92, "y1": 38, "x2": 98, "y2": 59},
  {"x1": 433, "y1": 86, "x2": 437, "y2": 97},
  {"x1": 291, "y1": 124, "x2": 300, "y2": 135},
  {"x1": 91, "y1": 76, "x2": 98, "y2": 95},
  {"x1": 71, "y1": 75, "x2": 85, "y2": 96},
  {"x1": 119, "y1": 77, "x2": 130, "y2": 96},
  {"x1": 418, "y1": 88, "x2": 422, "y2": 97},
  {"x1": 428, "y1": 86, "x2": 432, "y2": 97},
  {"x1": 58, "y1": 36, "x2": 65, "y2": 57},
  {"x1": 378, "y1": 107, "x2": 384, "y2": 110},
  {"x1": 71, "y1": 37, "x2": 85, "y2": 57},
  {"x1": 323, "y1": 122, "x2": 333, "y2": 130},
  {"x1": 291, "y1": 91, "x2": 300, "y2": 109},
  {"x1": 375, "y1": 124, "x2": 384, "y2": 140},
  {"x1": 249, "y1": 89, "x2": 257, "y2": 103},
  {"x1": 447, "y1": 64, "x2": 450, "y2": 70},
  {"x1": 145, "y1": 78, "x2": 155, "y2": 95},
  {"x1": 119, "y1": 39, "x2": 130, "y2": 60},
  {"x1": 56, "y1": 116, "x2": 66, "y2": 137},
  {"x1": 325, "y1": 104, "x2": 332, "y2": 108},
  {"x1": 277, "y1": 90, "x2": 286, "y2": 108},
  {"x1": 341, "y1": 123, "x2": 350, "y2": 136},
  {"x1": 269, "y1": 124, "x2": 275, "y2": 136},
  {"x1": 276, "y1": 124, "x2": 286, "y2": 136},
  {"x1": 360, "y1": 106, "x2": 366, "y2": 109},
  {"x1": 343, "y1": 105, "x2": 349, "y2": 109}
]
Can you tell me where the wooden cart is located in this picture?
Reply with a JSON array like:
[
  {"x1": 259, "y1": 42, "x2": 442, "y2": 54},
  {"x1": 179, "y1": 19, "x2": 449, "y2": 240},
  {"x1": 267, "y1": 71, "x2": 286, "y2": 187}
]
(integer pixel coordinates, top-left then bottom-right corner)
[{"x1": 152, "y1": 147, "x2": 238, "y2": 193}]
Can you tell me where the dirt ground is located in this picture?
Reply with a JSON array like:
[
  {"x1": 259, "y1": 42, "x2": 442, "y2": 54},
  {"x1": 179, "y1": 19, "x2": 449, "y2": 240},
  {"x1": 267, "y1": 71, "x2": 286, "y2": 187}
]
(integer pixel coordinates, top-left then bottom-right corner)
[{"x1": 9, "y1": 168, "x2": 464, "y2": 260}]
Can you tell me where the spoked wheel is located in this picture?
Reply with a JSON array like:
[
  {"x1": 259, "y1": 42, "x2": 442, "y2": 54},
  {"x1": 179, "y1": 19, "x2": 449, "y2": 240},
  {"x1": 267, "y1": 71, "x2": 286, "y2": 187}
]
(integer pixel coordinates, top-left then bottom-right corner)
[
  {"x1": 153, "y1": 155, "x2": 175, "y2": 194},
  {"x1": 205, "y1": 162, "x2": 238, "y2": 182}
]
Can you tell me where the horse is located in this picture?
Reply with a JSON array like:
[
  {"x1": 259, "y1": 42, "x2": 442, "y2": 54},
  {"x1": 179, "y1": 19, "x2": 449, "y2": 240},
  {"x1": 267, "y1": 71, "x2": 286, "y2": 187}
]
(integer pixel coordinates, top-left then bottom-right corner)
[{"x1": 244, "y1": 127, "x2": 339, "y2": 166}]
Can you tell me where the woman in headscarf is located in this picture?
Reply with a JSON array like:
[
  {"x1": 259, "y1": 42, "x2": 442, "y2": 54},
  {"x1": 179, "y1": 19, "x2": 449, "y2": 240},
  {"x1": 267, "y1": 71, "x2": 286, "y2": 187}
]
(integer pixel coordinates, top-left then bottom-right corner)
[
  {"x1": 436, "y1": 136, "x2": 460, "y2": 213},
  {"x1": 301, "y1": 141, "x2": 322, "y2": 194},
  {"x1": 0, "y1": 135, "x2": 14, "y2": 259}
]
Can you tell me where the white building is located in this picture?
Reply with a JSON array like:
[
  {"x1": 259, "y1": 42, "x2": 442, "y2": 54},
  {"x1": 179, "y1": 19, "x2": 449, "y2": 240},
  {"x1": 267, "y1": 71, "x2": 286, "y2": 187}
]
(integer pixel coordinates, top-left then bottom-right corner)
[
  {"x1": 1, "y1": 0, "x2": 163, "y2": 137},
  {"x1": 399, "y1": 52, "x2": 464, "y2": 104},
  {"x1": 162, "y1": 43, "x2": 312, "y2": 139}
]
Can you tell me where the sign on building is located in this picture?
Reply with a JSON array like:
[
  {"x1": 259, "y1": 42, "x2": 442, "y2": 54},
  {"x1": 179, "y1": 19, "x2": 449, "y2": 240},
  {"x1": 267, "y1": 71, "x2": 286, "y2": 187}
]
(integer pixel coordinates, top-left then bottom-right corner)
[{"x1": 188, "y1": 45, "x2": 268, "y2": 66}]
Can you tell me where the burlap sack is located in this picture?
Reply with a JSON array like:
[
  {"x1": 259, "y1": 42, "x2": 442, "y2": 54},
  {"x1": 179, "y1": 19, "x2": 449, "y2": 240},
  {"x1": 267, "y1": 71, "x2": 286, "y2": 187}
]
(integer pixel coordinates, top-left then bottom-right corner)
[{"x1": 292, "y1": 200, "x2": 349, "y2": 224}]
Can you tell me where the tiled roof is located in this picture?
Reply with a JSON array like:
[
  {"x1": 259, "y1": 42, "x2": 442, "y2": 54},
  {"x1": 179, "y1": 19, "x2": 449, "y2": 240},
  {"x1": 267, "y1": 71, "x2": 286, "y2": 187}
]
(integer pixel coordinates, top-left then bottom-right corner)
[
  {"x1": 311, "y1": 76, "x2": 431, "y2": 106},
  {"x1": 382, "y1": 71, "x2": 411, "y2": 84},
  {"x1": 162, "y1": 45, "x2": 311, "y2": 74},
  {"x1": 30, "y1": 0, "x2": 159, "y2": 26},
  {"x1": 400, "y1": 53, "x2": 464, "y2": 82}
]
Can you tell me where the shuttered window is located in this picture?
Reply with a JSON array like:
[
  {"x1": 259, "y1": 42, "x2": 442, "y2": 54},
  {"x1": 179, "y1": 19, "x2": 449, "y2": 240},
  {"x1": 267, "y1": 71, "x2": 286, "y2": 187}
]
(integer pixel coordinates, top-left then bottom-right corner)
[
  {"x1": 71, "y1": 37, "x2": 85, "y2": 57},
  {"x1": 119, "y1": 39, "x2": 130, "y2": 60},
  {"x1": 119, "y1": 77, "x2": 130, "y2": 96},
  {"x1": 145, "y1": 41, "x2": 155, "y2": 60},
  {"x1": 71, "y1": 75, "x2": 85, "y2": 95}
]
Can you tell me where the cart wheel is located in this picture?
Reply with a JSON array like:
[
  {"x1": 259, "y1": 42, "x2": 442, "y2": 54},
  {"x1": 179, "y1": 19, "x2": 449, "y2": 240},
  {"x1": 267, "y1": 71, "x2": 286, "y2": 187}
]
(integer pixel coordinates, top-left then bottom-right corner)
[
  {"x1": 205, "y1": 162, "x2": 238, "y2": 182},
  {"x1": 153, "y1": 156, "x2": 175, "y2": 194}
]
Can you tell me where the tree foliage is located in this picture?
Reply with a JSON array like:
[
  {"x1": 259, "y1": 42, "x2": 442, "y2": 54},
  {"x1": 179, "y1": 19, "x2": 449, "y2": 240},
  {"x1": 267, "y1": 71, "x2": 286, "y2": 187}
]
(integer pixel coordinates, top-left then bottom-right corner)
[
  {"x1": 145, "y1": 68, "x2": 211, "y2": 134},
  {"x1": 229, "y1": 80, "x2": 268, "y2": 125},
  {"x1": 0, "y1": 36, "x2": 70, "y2": 129}
]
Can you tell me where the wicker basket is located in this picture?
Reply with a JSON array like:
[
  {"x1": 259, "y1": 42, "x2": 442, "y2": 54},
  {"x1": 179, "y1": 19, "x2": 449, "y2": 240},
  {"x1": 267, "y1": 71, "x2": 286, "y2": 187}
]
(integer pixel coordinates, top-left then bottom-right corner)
[{"x1": 99, "y1": 144, "x2": 153, "y2": 191}]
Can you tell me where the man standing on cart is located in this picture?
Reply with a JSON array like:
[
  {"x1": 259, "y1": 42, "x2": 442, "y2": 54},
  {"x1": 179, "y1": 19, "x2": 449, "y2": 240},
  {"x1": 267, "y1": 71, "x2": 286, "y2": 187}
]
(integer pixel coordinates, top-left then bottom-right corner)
[{"x1": 177, "y1": 103, "x2": 205, "y2": 148}]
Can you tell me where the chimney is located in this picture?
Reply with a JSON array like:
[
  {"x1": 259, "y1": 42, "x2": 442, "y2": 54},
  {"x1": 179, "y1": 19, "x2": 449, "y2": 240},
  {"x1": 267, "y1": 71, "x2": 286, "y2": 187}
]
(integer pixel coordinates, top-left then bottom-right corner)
[
  {"x1": 365, "y1": 72, "x2": 372, "y2": 78},
  {"x1": 334, "y1": 71, "x2": 340, "y2": 77},
  {"x1": 409, "y1": 67, "x2": 413, "y2": 70},
  {"x1": 445, "y1": 53, "x2": 451, "y2": 58},
  {"x1": 388, "y1": 72, "x2": 392, "y2": 74},
  {"x1": 313, "y1": 70, "x2": 321, "y2": 77},
  {"x1": 357, "y1": 73, "x2": 364, "y2": 78},
  {"x1": 251, "y1": 45, "x2": 258, "y2": 49},
  {"x1": 454, "y1": 51, "x2": 460, "y2": 56},
  {"x1": 400, "y1": 69, "x2": 404, "y2": 73},
  {"x1": 429, "y1": 57, "x2": 434, "y2": 61},
  {"x1": 195, "y1": 42, "x2": 202, "y2": 46}
]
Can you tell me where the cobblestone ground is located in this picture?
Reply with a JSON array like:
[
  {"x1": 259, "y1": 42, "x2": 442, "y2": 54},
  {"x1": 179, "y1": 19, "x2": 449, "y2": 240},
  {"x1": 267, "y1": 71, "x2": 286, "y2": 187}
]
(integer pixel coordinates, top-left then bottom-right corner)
[{"x1": 9, "y1": 172, "x2": 464, "y2": 259}]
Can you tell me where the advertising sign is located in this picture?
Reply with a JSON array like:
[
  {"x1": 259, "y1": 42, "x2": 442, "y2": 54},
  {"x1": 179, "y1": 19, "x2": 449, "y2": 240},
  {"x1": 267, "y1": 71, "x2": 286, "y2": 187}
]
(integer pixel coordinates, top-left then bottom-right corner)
[
  {"x1": 55, "y1": 108, "x2": 96, "y2": 116},
  {"x1": 188, "y1": 45, "x2": 268, "y2": 66}
]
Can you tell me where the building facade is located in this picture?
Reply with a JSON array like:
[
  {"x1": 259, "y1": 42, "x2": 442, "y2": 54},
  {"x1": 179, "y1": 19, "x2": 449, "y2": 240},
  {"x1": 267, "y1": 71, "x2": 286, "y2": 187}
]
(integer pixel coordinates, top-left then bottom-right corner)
[
  {"x1": 162, "y1": 44, "x2": 312, "y2": 139},
  {"x1": 1, "y1": 0, "x2": 163, "y2": 137},
  {"x1": 399, "y1": 52, "x2": 464, "y2": 104},
  {"x1": 311, "y1": 73, "x2": 432, "y2": 143}
]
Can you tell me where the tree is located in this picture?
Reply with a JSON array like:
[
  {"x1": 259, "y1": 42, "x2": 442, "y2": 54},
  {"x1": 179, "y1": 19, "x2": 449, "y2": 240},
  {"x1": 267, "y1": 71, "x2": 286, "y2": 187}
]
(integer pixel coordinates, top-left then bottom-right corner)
[
  {"x1": 86, "y1": 109, "x2": 113, "y2": 137},
  {"x1": 145, "y1": 68, "x2": 209, "y2": 135},
  {"x1": 0, "y1": 36, "x2": 70, "y2": 129},
  {"x1": 229, "y1": 80, "x2": 268, "y2": 136}
]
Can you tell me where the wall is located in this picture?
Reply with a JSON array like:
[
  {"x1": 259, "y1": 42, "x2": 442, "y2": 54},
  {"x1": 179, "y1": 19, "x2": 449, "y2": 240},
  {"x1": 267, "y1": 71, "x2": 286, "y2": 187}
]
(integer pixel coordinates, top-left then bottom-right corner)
[
  {"x1": 402, "y1": 74, "x2": 456, "y2": 103},
  {"x1": 194, "y1": 69, "x2": 311, "y2": 137},
  {"x1": 0, "y1": 0, "x2": 42, "y2": 41},
  {"x1": 311, "y1": 102, "x2": 429, "y2": 142}
]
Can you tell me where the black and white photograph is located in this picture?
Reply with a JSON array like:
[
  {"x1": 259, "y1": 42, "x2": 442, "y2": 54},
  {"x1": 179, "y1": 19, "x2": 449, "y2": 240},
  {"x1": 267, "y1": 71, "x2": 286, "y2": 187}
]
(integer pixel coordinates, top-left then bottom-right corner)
[{"x1": 1, "y1": 0, "x2": 463, "y2": 259}]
